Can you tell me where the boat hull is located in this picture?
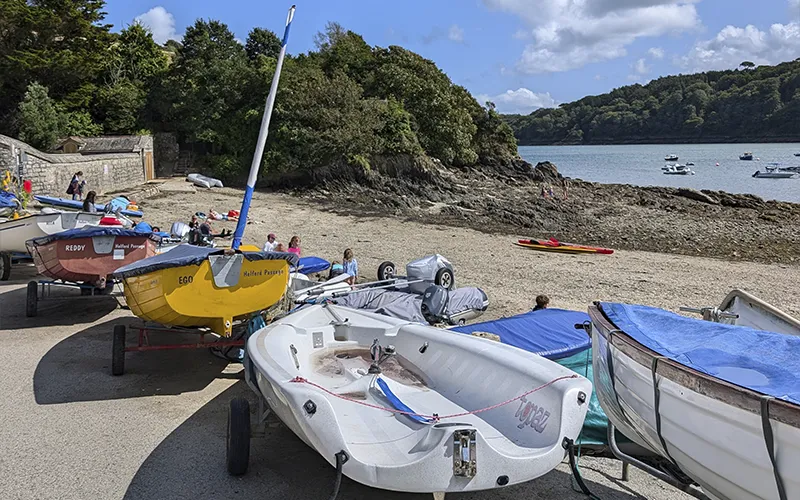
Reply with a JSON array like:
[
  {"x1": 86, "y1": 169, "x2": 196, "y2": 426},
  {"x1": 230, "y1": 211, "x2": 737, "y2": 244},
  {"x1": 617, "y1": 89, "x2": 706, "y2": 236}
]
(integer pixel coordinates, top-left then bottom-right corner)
[
  {"x1": 718, "y1": 289, "x2": 800, "y2": 336},
  {"x1": 121, "y1": 253, "x2": 290, "y2": 336},
  {"x1": 516, "y1": 239, "x2": 613, "y2": 255},
  {"x1": 28, "y1": 234, "x2": 157, "y2": 284},
  {"x1": 248, "y1": 305, "x2": 591, "y2": 493},
  {"x1": 589, "y1": 305, "x2": 800, "y2": 500},
  {"x1": 0, "y1": 212, "x2": 102, "y2": 253}
]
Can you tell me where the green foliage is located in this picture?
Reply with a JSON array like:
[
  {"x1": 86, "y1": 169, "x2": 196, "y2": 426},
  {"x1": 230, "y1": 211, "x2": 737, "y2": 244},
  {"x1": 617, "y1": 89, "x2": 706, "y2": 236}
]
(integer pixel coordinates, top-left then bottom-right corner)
[
  {"x1": 505, "y1": 60, "x2": 800, "y2": 144},
  {"x1": 18, "y1": 82, "x2": 65, "y2": 150},
  {"x1": 64, "y1": 110, "x2": 103, "y2": 137},
  {"x1": 95, "y1": 81, "x2": 146, "y2": 134},
  {"x1": 245, "y1": 28, "x2": 281, "y2": 60}
]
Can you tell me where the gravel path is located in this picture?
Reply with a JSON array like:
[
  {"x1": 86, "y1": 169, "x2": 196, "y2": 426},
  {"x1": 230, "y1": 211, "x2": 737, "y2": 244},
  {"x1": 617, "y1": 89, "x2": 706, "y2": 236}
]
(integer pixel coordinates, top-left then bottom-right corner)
[{"x1": 0, "y1": 185, "x2": 796, "y2": 500}]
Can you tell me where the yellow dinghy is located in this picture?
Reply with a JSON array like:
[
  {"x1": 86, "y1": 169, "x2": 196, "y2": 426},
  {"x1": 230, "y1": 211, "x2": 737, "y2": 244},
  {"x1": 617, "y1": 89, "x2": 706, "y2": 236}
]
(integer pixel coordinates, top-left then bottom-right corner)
[{"x1": 114, "y1": 244, "x2": 298, "y2": 336}]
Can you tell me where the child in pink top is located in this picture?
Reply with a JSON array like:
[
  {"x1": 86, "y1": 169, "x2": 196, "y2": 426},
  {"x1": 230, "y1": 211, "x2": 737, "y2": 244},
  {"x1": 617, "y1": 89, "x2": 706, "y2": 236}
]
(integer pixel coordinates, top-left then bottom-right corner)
[{"x1": 287, "y1": 235, "x2": 301, "y2": 256}]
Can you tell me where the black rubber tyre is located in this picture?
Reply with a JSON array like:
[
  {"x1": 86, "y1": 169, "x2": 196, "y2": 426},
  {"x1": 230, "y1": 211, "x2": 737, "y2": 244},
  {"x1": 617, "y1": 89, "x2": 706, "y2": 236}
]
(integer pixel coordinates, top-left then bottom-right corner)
[
  {"x1": 377, "y1": 261, "x2": 396, "y2": 281},
  {"x1": 26, "y1": 281, "x2": 37, "y2": 317},
  {"x1": 435, "y1": 268, "x2": 455, "y2": 290},
  {"x1": 227, "y1": 397, "x2": 251, "y2": 476},
  {"x1": 0, "y1": 253, "x2": 11, "y2": 281},
  {"x1": 111, "y1": 325, "x2": 126, "y2": 376}
]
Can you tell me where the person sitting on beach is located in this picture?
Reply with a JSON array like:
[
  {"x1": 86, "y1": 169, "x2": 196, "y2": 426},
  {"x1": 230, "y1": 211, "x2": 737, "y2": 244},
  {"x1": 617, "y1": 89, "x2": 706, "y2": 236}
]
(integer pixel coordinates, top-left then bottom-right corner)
[
  {"x1": 329, "y1": 261, "x2": 344, "y2": 279},
  {"x1": 287, "y1": 235, "x2": 301, "y2": 256},
  {"x1": 343, "y1": 248, "x2": 358, "y2": 285},
  {"x1": 263, "y1": 233, "x2": 277, "y2": 252},
  {"x1": 532, "y1": 295, "x2": 550, "y2": 311},
  {"x1": 81, "y1": 191, "x2": 98, "y2": 212},
  {"x1": 274, "y1": 242, "x2": 286, "y2": 252}
]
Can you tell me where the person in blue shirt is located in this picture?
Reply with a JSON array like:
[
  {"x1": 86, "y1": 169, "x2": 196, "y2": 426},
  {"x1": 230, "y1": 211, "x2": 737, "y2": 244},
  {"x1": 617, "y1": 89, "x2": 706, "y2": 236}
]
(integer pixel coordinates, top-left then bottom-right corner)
[{"x1": 342, "y1": 248, "x2": 358, "y2": 285}]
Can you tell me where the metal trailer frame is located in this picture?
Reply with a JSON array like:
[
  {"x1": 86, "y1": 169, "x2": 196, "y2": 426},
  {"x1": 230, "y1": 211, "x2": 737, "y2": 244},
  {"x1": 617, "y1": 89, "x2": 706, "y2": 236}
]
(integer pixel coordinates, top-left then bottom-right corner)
[{"x1": 25, "y1": 279, "x2": 122, "y2": 317}]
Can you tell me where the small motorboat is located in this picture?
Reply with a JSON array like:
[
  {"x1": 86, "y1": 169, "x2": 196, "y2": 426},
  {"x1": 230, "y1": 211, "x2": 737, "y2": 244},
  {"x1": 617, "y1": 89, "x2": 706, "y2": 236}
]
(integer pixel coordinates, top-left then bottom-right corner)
[
  {"x1": 685, "y1": 161, "x2": 695, "y2": 166},
  {"x1": 752, "y1": 165, "x2": 797, "y2": 179},
  {"x1": 682, "y1": 288, "x2": 800, "y2": 337},
  {"x1": 662, "y1": 164, "x2": 695, "y2": 175},
  {"x1": 794, "y1": 153, "x2": 800, "y2": 157},
  {"x1": 664, "y1": 154, "x2": 679, "y2": 161},
  {"x1": 588, "y1": 300, "x2": 800, "y2": 500},
  {"x1": 0, "y1": 211, "x2": 103, "y2": 254},
  {"x1": 516, "y1": 238, "x2": 614, "y2": 254},
  {"x1": 34, "y1": 195, "x2": 143, "y2": 218},
  {"x1": 115, "y1": 245, "x2": 298, "y2": 338},
  {"x1": 233, "y1": 303, "x2": 592, "y2": 495},
  {"x1": 740, "y1": 152, "x2": 754, "y2": 160}
]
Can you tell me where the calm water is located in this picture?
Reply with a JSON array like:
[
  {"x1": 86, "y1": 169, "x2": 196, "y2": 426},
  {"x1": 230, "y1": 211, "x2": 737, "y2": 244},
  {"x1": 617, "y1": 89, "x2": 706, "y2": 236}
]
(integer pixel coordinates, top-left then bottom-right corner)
[{"x1": 518, "y1": 143, "x2": 800, "y2": 203}]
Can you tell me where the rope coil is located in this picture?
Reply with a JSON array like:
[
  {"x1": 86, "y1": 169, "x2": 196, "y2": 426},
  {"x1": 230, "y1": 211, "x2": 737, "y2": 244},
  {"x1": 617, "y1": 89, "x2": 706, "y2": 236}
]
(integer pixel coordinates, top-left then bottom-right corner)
[{"x1": 289, "y1": 374, "x2": 579, "y2": 422}]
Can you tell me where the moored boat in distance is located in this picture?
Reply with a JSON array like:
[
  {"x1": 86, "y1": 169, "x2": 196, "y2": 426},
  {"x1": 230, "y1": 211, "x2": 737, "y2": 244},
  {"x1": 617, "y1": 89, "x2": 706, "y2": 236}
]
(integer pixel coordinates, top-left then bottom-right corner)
[
  {"x1": 588, "y1": 300, "x2": 800, "y2": 500},
  {"x1": 739, "y1": 152, "x2": 754, "y2": 160},
  {"x1": 752, "y1": 164, "x2": 797, "y2": 178},
  {"x1": 662, "y1": 164, "x2": 694, "y2": 175},
  {"x1": 236, "y1": 303, "x2": 592, "y2": 494},
  {"x1": 664, "y1": 154, "x2": 679, "y2": 161}
]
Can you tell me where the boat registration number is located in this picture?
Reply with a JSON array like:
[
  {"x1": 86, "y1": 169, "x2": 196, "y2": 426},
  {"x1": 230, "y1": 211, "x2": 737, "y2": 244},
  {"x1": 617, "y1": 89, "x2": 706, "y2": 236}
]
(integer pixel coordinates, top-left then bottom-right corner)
[
  {"x1": 65, "y1": 244, "x2": 85, "y2": 252},
  {"x1": 515, "y1": 395, "x2": 550, "y2": 433},
  {"x1": 178, "y1": 275, "x2": 194, "y2": 285}
]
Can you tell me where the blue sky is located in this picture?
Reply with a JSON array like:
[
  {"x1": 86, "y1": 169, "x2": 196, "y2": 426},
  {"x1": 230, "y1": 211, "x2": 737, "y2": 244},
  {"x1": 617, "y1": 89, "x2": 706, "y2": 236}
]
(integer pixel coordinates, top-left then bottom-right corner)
[{"x1": 106, "y1": 0, "x2": 800, "y2": 114}]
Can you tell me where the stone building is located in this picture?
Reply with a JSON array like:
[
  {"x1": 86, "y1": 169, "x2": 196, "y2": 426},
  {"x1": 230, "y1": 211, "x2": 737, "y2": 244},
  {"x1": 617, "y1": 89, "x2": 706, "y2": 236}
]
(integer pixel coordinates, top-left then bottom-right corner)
[{"x1": 0, "y1": 134, "x2": 155, "y2": 196}]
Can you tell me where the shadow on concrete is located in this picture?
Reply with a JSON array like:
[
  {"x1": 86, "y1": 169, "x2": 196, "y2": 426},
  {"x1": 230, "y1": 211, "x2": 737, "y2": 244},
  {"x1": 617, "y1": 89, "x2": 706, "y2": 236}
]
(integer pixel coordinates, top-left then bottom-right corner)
[
  {"x1": 33, "y1": 316, "x2": 231, "y2": 404},
  {"x1": 0, "y1": 280, "x2": 119, "y2": 331},
  {"x1": 122, "y1": 381, "x2": 645, "y2": 500}
]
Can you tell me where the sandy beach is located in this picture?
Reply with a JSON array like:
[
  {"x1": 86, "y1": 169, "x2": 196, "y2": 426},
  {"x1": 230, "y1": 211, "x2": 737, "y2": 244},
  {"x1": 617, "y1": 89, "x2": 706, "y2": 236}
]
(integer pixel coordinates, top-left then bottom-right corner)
[{"x1": 0, "y1": 184, "x2": 798, "y2": 500}]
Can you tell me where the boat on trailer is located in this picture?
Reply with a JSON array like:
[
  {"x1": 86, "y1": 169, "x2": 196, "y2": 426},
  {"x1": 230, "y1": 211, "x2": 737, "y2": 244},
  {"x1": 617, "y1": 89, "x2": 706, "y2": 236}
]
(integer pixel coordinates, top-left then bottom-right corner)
[
  {"x1": 0, "y1": 211, "x2": 103, "y2": 254},
  {"x1": 588, "y1": 300, "x2": 800, "y2": 500},
  {"x1": 232, "y1": 304, "x2": 591, "y2": 496}
]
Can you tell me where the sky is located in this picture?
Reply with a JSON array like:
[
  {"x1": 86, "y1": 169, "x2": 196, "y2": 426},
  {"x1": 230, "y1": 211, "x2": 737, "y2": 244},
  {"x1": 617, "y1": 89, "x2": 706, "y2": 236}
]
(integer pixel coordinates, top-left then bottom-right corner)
[{"x1": 105, "y1": 0, "x2": 800, "y2": 115}]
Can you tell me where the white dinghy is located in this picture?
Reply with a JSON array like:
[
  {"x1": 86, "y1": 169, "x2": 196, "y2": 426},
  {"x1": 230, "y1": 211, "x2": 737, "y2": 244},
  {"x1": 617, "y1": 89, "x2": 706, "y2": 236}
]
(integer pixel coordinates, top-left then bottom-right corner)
[
  {"x1": 589, "y1": 301, "x2": 800, "y2": 500},
  {"x1": 232, "y1": 304, "x2": 591, "y2": 496},
  {"x1": 0, "y1": 211, "x2": 103, "y2": 253}
]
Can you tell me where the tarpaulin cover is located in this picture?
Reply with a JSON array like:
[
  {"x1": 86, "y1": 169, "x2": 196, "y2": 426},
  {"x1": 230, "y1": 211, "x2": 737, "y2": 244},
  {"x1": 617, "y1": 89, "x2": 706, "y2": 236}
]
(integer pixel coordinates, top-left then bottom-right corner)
[
  {"x1": 113, "y1": 244, "x2": 299, "y2": 279},
  {"x1": 452, "y1": 308, "x2": 591, "y2": 360},
  {"x1": 601, "y1": 302, "x2": 800, "y2": 405},
  {"x1": 34, "y1": 195, "x2": 144, "y2": 217},
  {"x1": 293, "y1": 256, "x2": 330, "y2": 274},
  {"x1": 0, "y1": 190, "x2": 18, "y2": 208},
  {"x1": 27, "y1": 226, "x2": 160, "y2": 247},
  {"x1": 333, "y1": 287, "x2": 488, "y2": 325},
  {"x1": 557, "y1": 349, "x2": 610, "y2": 446}
]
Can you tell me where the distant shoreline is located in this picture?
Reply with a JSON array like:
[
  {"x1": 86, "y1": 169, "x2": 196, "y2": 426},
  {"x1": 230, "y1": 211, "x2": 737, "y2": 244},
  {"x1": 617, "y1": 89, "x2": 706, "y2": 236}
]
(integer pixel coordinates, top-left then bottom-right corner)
[{"x1": 517, "y1": 137, "x2": 800, "y2": 146}]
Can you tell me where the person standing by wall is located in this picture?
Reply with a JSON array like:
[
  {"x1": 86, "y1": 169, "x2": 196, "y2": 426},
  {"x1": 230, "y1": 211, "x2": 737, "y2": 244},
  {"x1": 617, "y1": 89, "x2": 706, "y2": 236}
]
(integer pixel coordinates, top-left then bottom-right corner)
[{"x1": 66, "y1": 171, "x2": 85, "y2": 200}]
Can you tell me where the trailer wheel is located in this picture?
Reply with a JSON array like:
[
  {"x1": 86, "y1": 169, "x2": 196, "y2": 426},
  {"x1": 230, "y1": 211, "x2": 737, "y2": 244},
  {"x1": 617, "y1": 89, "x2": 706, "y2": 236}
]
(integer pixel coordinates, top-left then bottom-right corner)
[
  {"x1": 377, "y1": 261, "x2": 396, "y2": 281},
  {"x1": 26, "y1": 281, "x2": 38, "y2": 317},
  {"x1": 0, "y1": 253, "x2": 11, "y2": 281},
  {"x1": 227, "y1": 397, "x2": 251, "y2": 476},
  {"x1": 435, "y1": 268, "x2": 455, "y2": 290},
  {"x1": 112, "y1": 325, "x2": 126, "y2": 376}
]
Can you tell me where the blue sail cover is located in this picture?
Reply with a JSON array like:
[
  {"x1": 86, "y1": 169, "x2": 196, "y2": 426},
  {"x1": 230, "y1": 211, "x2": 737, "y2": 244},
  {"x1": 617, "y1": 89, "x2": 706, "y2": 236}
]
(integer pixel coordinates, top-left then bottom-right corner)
[
  {"x1": 113, "y1": 244, "x2": 299, "y2": 279},
  {"x1": 293, "y1": 256, "x2": 330, "y2": 274},
  {"x1": 27, "y1": 227, "x2": 160, "y2": 247},
  {"x1": 601, "y1": 302, "x2": 800, "y2": 405},
  {"x1": 0, "y1": 190, "x2": 19, "y2": 208},
  {"x1": 452, "y1": 308, "x2": 591, "y2": 360},
  {"x1": 34, "y1": 195, "x2": 144, "y2": 217}
]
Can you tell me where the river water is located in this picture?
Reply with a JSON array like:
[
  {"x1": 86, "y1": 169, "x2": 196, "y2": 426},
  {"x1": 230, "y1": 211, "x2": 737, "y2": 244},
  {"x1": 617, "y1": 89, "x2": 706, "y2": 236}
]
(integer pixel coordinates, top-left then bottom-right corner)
[{"x1": 518, "y1": 143, "x2": 800, "y2": 203}]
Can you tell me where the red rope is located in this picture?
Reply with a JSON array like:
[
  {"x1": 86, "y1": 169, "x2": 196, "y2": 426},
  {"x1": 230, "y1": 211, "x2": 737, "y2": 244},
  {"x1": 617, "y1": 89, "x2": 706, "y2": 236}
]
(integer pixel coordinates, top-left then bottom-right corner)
[{"x1": 289, "y1": 374, "x2": 578, "y2": 422}]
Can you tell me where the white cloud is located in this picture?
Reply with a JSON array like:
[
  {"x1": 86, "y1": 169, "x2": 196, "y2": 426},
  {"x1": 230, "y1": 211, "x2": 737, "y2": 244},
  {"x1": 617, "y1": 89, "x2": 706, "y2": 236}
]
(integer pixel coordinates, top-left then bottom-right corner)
[
  {"x1": 648, "y1": 47, "x2": 665, "y2": 59},
  {"x1": 482, "y1": 0, "x2": 700, "y2": 73},
  {"x1": 634, "y1": 58, "x2": 650, "y2": 74},
  {"x1": 475, "y1": 88, "x2": 557, "y2": 114},
  {"x1": 135, "y1": 6, "x2": 177, "y2": 44},
  {"x1": 791, "y1": 0, "x2": 800, "y2": 19},
  {"x1": 513, "y1": 29, "x2": 530, "y2": 40},
  {"x1": 679, "y1": 22, "x2": 800, "y2": 72},
  {"x1": 448, "y1": 24, "x2": 465, "y2": 43}
]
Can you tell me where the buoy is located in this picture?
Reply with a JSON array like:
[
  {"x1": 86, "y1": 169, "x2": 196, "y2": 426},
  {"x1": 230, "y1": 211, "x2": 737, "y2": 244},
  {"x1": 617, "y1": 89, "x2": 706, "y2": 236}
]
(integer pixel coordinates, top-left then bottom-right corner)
[{"x1": 715, "y1": 162, "x2": 720, "y2": 166}]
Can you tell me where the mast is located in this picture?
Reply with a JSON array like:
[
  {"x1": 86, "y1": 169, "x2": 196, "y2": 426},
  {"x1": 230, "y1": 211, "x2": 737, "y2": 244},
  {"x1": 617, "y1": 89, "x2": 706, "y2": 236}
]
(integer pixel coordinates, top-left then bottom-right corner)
[{"x1": 231, "y1": 5, "x2": 296, "y2": 250}]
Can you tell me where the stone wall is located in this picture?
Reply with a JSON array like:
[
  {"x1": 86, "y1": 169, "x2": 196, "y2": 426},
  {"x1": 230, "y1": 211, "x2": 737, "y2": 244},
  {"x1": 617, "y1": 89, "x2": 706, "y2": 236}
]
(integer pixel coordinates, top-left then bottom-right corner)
[{"x1": 0, "y1": 134, "x2": 150, "y2": 196}]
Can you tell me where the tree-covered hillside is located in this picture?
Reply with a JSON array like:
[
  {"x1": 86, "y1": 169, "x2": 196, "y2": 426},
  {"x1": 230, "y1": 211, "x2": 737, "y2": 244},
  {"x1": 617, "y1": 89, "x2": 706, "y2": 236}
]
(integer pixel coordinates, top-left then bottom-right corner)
[
  {"x1": 0, "y1": 1, "x2": 516, "y2": 182},
  {"x1": 504, "y1": 60, "x2": 800, "y2": 145}
]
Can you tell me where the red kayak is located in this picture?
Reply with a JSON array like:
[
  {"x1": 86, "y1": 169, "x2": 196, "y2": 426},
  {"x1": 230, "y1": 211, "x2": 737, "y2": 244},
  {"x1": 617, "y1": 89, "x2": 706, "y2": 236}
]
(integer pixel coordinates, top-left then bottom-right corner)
[{"x1": 517, "y1": 238, "x2": 614, "y2": 255}]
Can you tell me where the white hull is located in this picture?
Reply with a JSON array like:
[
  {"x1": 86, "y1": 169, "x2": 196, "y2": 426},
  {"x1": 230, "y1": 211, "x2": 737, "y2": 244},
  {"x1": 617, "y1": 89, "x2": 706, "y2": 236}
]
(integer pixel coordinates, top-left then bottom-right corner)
[
  {"x1": 0, "y1": 212, "x2": 103, "y2": 253},
  {"x1": 247, "y1": 304, "x2": 591, "y2": 493},
  {"x1": 718, "y1": 289, "x2": 800, "y2": 336},
  {"x1": 753, "y1": 172, "x2": 796, "y2": 179},
  {"x1": 590, "y1": 306, "x2": 800, "y2": 500}
]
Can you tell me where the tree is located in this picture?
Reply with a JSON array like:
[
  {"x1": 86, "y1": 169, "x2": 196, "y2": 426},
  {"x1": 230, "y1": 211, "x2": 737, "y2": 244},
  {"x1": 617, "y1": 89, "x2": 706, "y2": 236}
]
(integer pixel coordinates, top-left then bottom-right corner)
[
  {"x1": 18, "y1": 82, "x2": 65, "y2": 150},
  {"x1": 95, "y1": 81, "x2": 146, "y2": 134},
  {"x1": 740, "y1": 61, "x2": 756, "y2": 70},
  {"x1": 245, "y1": 28, "x2": 281, "y2": 60},
  {"x1": 106, "y1": 23, "x2": 169, "y2": 85}
]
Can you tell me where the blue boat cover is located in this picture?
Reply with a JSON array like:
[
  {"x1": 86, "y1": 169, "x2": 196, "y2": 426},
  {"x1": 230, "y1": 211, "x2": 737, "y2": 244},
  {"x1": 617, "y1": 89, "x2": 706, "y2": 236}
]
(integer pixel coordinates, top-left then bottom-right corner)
[
  {"x1": 601, "y1": 302, "x2": 800, "y2": 405},
  {"x1": 133, "y1": 221, "x2": 152, "y2": 232},
  {"x1": 34, "y1": 195, "x2": 144, "y2": 218},
  {"x1": 0, "y1": 190, "x2": 19, "y2": 208},
  {"x1": 452, "y1": 308, "x2": 591, "y2": 360},
  {"x1": 113, "y1": 244, "x2": 299, "y2": 279},
  {"x1": 293, "y1": 256, "x2": 330, "y2": 275},
  {"x1": 27, "y1": 227, "x2": 161, "y2": 247}
]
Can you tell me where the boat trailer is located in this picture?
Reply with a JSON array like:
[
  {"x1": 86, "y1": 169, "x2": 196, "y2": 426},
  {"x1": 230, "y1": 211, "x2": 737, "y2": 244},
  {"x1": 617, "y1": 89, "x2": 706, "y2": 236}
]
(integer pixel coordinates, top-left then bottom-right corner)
[{"x1": 25, "y1": 279, "x2": 121, "y2": 317}]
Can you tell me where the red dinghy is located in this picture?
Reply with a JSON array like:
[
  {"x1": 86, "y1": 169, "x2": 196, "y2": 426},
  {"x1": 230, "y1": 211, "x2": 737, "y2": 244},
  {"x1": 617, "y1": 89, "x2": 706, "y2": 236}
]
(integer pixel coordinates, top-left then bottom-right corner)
[
  {"x1": 26, "y1": 227, "x2": 160, "y2": 287},
  {"x1": 516, "y1": 237, "x2": 614, "y2": 255}
]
